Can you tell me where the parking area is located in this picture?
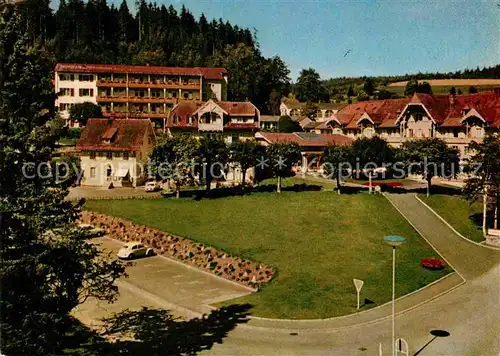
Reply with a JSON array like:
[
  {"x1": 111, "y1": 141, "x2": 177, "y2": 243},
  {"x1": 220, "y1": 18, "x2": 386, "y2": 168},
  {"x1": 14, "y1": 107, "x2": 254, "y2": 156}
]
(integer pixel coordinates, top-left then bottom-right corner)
[{"x1": 74, "y1": 237, "x2": 253, "y2": 326}]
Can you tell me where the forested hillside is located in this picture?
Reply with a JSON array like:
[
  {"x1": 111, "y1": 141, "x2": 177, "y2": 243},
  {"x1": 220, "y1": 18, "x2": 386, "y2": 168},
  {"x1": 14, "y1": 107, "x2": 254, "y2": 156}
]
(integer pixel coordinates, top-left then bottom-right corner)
[
  {"x1": 13, "y1": 0, "x2": 500, "y2": 112},
  {"x1": 17, "y1": 0, "x2": 291, "y2": 113},
  {"x1": 323, "y1": 64, "x2": 500, "y2": 101}
]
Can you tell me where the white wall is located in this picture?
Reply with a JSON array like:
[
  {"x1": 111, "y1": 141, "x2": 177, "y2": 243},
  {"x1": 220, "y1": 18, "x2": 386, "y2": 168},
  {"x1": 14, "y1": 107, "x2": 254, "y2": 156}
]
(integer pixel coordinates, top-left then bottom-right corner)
[{"x1": 55, "y1": 72, "x2": 98, "y2": 123}]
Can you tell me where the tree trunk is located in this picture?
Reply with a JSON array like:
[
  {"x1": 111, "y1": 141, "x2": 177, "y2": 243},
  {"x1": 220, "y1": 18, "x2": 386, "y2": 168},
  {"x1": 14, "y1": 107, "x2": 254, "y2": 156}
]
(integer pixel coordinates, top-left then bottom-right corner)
[
  {"x1": 336, "y1": 171, "x2": 341, "y2": 195},
  {"x1": 205, "y1": 162, "x2": 211, "y2": 192},
  {"x1": 494, "y1": 193, "x2": 498, "y2": 230},
  {"x1": 482, "y1": 185, "x2": 488, "y2": 237},
  {"x1": 369, "y1": 171, "x2": 373, "y2": 194},
  {"x1": 241, "y1": 169, "x2": 246, "y2": 190},
  {"x1": 277, "y1": 175, "x2": 282, "y2": 193}
]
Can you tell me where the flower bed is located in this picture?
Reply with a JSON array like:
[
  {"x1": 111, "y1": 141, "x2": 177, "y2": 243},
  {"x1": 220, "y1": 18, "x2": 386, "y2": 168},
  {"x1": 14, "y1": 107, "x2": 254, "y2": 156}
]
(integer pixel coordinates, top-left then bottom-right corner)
[
  {"x1": 362, "y1": 182, "x2": 403, "y2": 187},
  {"x1": 420, "y1": 257, "x2": 446, "y2": 270},
  {"x1": 79, "y1": 211, "x2": 275, "y2": 287}
]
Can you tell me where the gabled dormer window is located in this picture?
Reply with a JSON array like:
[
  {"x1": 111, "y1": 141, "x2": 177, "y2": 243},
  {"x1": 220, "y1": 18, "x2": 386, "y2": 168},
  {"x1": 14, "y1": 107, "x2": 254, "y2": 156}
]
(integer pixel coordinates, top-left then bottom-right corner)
[{"x1": 102, "y1": 127, "x2": 117, "y2": 144}]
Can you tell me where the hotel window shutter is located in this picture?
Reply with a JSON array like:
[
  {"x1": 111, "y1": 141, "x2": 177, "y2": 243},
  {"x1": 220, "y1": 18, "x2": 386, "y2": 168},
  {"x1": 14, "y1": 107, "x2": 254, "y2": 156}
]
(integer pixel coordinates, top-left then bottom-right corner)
[
  {"x1": 90, "y1": 89, "x2": 94, "y2": 96},
  {"x1": 71, "y1": 88, "x2": 74, "y2": 96}
]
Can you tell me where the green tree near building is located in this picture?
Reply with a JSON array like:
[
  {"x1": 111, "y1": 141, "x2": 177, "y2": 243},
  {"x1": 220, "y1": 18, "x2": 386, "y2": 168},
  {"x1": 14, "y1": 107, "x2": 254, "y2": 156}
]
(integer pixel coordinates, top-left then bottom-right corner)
[
  {"x1": 302, "y1": 101, "x2": 319, "y2": 119},
  {"x1": 229, "y1": 139, "x2": 265, "y2": 189},
  {"x1": 266, "y1": 142, "x2": 301, "y2": 193},
  {"x1": 363, "y1": 78, "x2": 375, "y2": 96},
  {"x1": 277, "y1": 115, "x2": 302, "y2": 133},
  {"x1": 195, "y1": 135, "x2": 229, "y2": 192},
  {"x1": 468, "y1": 85, "x2": 478, "y2": 94},
  {"x1": 0, "y1": 6, "x2": 125, "y2": 354},
  {"x1": 464, "y1": 135, "x2": 500, "y2": 236},
  {"x1": 347, "y1": 86, "x2": 355, "y2": 98},
  {"x1": 350, "y1": 137, "x2": 394, "y2": 192},
  {"x1": 323, "y1": 144, "x2": 351, "y2": 194},
  {"x1": 69, "y1": 102, "x2": 102, "y2": 126},
  {"x1": 401, "y1": 138, "x2": 459, "y2": 196},
  {"x1": 404, "y1": 79, "x2": 433, "y2": 96},
  {"x1": 356, "y1": 89, "x2": 369, "y2": 102},
  {"x1": 295, "y1": 68, "x2": 328, "y2": 102},
  {"x1": 149, "y1": 134, "x2": 199, "y2": 198}
]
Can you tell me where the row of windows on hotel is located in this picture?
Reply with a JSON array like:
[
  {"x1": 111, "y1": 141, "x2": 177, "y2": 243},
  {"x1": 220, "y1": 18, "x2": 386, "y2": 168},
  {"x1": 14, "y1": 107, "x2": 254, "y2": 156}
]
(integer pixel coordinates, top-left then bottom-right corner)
[{"x1": 88, "y1": 151, "x2": 143, "y2": 160}]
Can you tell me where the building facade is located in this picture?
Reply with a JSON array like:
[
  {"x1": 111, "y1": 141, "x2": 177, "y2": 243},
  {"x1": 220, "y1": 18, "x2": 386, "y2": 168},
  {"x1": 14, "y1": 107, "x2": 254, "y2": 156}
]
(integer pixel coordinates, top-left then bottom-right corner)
[
  {"x1": 54, "y1": 63, "x2": 228, "y2": 130},
  {"x1": 76, "y1": 119, "x2": 156, "y2": 187},
  {"x1": 167, "y1": 99, "x2": 260, "y2": 143},
  {"x1": 279, "y1": 99, "x2": 346, "y2": 121}
]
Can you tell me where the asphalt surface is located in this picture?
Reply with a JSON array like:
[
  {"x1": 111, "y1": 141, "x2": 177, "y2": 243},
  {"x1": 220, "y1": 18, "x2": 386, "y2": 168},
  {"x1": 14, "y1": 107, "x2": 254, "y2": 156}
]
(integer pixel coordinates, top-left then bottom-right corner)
[{"x1": 75, "y1": 193, "x2": 500, "y2": 355}]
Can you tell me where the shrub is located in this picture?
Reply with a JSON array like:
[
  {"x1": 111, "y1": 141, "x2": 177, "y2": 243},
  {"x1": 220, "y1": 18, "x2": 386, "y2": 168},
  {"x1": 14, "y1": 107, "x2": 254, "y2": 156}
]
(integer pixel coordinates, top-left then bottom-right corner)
[{"x1": 66, "y1": 128, "x2": 82, "y2": 139}]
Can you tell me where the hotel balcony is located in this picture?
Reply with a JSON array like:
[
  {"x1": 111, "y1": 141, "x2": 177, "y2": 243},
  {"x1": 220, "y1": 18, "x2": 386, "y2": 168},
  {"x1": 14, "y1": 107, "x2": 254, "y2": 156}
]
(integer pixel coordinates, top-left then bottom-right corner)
[
  {"x1": 97, "y1": 79, "x2": 128, "y2": 88},
  {"x1": 96, "y1": 96, "x2": 128, "y2": 103},
  {"x1": 198, "y1": 122, "x2": 223, "y2": 131},
  {"x1": 97, "y1": 79, "x2": 201, "y2": 90}
]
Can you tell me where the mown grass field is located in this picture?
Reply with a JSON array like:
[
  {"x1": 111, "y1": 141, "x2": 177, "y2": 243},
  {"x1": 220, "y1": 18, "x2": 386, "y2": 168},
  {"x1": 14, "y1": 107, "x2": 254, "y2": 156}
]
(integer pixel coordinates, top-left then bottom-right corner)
[
  {"x1": 419, "y1": 194, "x2": 484, "y2": 243},
  {"x1": 380, "y1": 84, "x2": 499, "y2": 97},
  {"x1": 85, "y1": 191, "x2": 451, "y2": 319}
]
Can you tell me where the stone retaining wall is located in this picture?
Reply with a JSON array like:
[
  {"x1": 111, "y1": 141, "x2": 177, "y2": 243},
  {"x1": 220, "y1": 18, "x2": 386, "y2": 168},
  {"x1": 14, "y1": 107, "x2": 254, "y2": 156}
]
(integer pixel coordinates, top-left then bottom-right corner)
[{"x1": 80, "y1": 211, "x2": 275, "y2": 288}]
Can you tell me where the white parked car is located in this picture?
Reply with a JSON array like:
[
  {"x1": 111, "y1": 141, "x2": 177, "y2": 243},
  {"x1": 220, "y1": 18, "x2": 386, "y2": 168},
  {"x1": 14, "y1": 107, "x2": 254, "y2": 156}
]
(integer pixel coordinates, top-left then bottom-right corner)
[
  {"x1": 144, "y1": 181, "x2": 161, "y2": 192},
  {"x1": 117, "y1": 242, "x2": 154, "y2": 259}
]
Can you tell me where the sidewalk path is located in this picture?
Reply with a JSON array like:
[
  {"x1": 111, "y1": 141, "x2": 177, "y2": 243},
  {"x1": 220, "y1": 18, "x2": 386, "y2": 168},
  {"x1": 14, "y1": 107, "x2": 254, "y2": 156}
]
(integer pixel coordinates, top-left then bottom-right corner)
[{"x1": 386, "y1": 193, "x2": 499, "y2": 280}]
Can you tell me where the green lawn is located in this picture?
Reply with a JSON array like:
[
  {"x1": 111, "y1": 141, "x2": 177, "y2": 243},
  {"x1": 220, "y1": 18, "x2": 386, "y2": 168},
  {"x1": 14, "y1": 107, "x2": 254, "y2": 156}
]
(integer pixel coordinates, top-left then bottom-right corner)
[
  {"x1": 258, "y1": 176, "x2": 336, "y2": 189},
  {"x1": 85, "y1": 192, "x2": 451, "y2": 319},
  {"x1": 346, "y1": 178, "x2": 417, "y2": 186},
  {"x1": 419, "y1": 194, "x2": 484, "y2": 243}
]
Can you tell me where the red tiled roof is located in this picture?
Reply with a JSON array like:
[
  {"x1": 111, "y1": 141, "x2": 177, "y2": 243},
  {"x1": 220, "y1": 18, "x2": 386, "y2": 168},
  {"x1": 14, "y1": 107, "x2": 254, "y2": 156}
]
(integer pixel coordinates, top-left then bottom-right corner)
[
  {"x1": 336, "y1": 98, "x2": 410, "y2": 129},
  {"x1": 217, "y1": 101, "x2": 258, "y2": 116},
  {"x1": 77, "y1": 119, "x2": 154, "y2": 152},
  {"x1": 55, "y1": 63, "x2": 228, "y2": 80},
  {"x1": 258, "y1": 132, "x2": 352, "y2": 147},
  {"x1": 102, "y1": 127, "x2": 117, "y2": 140},
  {"x1": 167, "y1": 102, "x2": 201, "y2": 128},
  {"x1": 334, "y1": 92, "x2": 500, "y2": 129},
  {"x1": 407, "y1": 93, "x2": 500, "y2": 127}
]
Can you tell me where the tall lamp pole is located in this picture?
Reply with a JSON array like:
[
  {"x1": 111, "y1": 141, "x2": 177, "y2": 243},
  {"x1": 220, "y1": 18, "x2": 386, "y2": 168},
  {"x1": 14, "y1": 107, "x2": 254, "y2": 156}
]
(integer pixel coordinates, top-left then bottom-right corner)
[{"x1": 384, "y1": 235, "x2": 405, "y2": 356}]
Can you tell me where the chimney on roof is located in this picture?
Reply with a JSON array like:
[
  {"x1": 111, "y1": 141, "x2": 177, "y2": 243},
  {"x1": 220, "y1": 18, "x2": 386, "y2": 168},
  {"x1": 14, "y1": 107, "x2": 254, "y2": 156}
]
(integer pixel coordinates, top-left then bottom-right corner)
[{"x1": 449, "y1": 94, "x2": 456, "y2": 106}]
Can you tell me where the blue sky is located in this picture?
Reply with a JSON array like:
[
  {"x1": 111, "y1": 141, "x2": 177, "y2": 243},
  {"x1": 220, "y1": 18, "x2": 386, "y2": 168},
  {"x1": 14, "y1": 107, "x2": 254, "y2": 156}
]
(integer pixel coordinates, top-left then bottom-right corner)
[{"x1": 51, "y1": 0, "x2": 500, "y2": 81}]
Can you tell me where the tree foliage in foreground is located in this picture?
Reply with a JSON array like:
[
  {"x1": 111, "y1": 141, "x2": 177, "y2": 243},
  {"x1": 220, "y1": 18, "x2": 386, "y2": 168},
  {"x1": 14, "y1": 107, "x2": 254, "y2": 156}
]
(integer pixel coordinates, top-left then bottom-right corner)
[
  {"x1": 266, "y1": 142, "x2": 301, "y2": 193},
  {"x1": 69, "y1": 102, "x2": 102, "y2": 126},
  {"x1": 229, "y1": 139, "x2": 265, "y2": 188},
  {"x1": 401, "y1": 138, "x2": 459, "y2": 196},
  {"x1": 149, "y1": 134, "x2": 199, "y2": 198},
  {"x1": 0, "y1": 5, "x2": 124, "y2": 354},
  {"x1": 323, "y1": 144, "x2": 350, "y2": 194},
  {"x1": 195, "y1": 135, "x2": 229, "y2": 191},
  {"x1": 464, "y1": 135, "x2": 500, "y2": 235}
]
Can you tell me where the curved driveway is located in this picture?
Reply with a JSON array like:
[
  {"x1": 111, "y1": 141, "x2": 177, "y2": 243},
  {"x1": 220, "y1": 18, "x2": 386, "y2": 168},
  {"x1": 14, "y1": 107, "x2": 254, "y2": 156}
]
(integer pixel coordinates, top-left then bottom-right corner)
[{"x1": 206, "y1": 193, "x2": 500, "y2": 355}]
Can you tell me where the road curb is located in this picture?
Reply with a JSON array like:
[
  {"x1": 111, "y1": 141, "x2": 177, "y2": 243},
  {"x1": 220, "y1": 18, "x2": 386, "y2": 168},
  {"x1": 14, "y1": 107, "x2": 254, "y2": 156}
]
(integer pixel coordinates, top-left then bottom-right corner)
[
  {"x1": 415, "y1": 195, "x2": 500, "y2": 251},
  {"x1": 384, "y1": 193, "x2": 466, "y2": 282}
]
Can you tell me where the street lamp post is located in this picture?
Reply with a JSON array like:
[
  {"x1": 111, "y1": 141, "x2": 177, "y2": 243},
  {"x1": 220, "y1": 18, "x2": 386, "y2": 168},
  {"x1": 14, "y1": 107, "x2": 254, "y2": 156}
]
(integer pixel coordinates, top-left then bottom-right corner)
[{"x1": 384, "y1": 235, "x2": 405, "y2": 356}]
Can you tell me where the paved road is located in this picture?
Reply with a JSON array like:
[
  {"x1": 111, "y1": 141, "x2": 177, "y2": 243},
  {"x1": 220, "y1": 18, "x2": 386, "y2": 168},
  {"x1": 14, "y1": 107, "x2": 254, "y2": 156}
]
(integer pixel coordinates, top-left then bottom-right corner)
[
  {"x1": 204, "y1": 193, "x2": 500, "y2": 355},
  {"x1": 76, "y1": 194, "x2": 500, "y2": 354},
  {"x1": 67, "y1": 186, "x2": 162, "y2": 200}
]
